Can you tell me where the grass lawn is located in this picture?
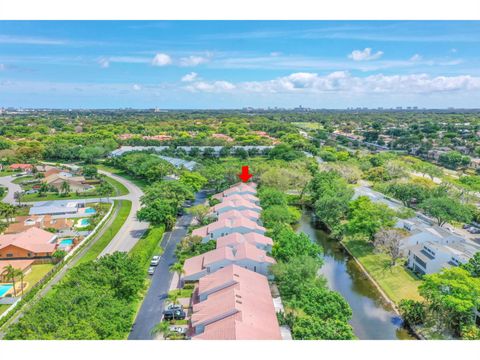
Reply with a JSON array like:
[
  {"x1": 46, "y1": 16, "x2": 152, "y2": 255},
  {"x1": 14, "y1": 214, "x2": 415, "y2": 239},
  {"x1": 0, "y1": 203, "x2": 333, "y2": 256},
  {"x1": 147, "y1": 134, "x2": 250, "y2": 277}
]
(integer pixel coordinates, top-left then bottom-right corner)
[
  {"x1": 22, "y1": 190, "x2": 100, "y2": 202},
  {"x1": 97, "y1": 164, "x2": 149, "y2": 190},
  {"x1": 24, "y1": 264, "x2": 55, "y2": 289},
  {"x1": 342, "y1": 238, "x2": 423, "y2": 304},
  {"x1": 0, "y1": 304, "x2": 11, "y2": 316},
  {"x1": 77, "y1": 200, "x2": 132, "y2": 264},
  {"x1": 169, "y1": 288, "x2": 193, "y2": 298},
  {"x1": 0, "y1": 170, "x2": 16, "y2": 177},
  {"x1": 11, "y1": 176, "x2": 35, "y2": 184},
  {"x1": 103, "y1": 175, "x2": 129, "y2": 196}
]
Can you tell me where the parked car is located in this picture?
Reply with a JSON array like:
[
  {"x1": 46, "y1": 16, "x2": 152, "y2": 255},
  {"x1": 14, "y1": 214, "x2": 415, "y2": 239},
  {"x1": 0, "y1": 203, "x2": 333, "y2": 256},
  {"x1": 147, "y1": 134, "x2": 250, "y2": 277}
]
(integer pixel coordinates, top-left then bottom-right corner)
[
  {"x1": 169, "y1": 326, "x2": 187, "y2": 334},
  {"x1": 163, "y1": 309, "x2": 186, "y2": 321},
  {"x1": 148, "y1": 266, "x2": 155, "y2": 275},
  {"x1": 467, "y1": 227, "x2": 480, "y2": 234},
  {"x1": 166, "y1": 303, "x2": 183, "y2": 311},
  {"x1": 151, "y1": 255, "x2": 161, "y2": 266}
]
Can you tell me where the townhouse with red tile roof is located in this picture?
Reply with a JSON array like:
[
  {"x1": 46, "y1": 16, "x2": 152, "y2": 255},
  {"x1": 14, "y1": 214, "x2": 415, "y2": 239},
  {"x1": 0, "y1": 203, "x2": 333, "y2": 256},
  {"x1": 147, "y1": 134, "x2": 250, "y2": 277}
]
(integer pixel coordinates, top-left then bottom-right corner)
[
  {"x1": 192, "y1": 217, "x2": 266, "y2": 242},
  {"x1": 211, "y1": 198, "x2": 262, "y2": 215},
  {"x1": 217, "y1": 209, "x2": 260, "y2": 223},
  {"x1": 9, "y1": 163, "x2": 34, "y2": 172},
  {"x1": 216, "y1": 232, "x2": 273, "y2": 252},
  {"x1": 182, "y1": 242, "x2": 275, "y2": 281},
  {"x1": 190, "y1": 265, "x2": 282, "y2": 340},
  {"x1": 212, "y1": 182, "x2": 257, "y2": 201}
]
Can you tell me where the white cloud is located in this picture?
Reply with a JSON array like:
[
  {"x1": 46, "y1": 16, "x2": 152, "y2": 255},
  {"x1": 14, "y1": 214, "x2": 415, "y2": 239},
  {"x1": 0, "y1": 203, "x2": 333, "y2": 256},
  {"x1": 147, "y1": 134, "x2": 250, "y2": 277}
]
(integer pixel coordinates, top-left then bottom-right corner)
[
  {"x1": 185, "y1": 80, "x2": 235, "y2": 93},
  {"x1": 152, "y1": 53, "x2": 172, "y2": 66},
  {"x1": 179, "y1": 55, "x2": 209, "y2": 67},
  {"x1": 410, "y1": 54, "x2": 423, "y2": 62},
  {"x1": 132, "y1": 84, "x2": 142, "y2": 91},
  {"x1": 0, "y1": 64, "x2": 5, "y2": 71},
  {"x1": 348, "y1": 48, "x2": 384, "y2": 61},
  {"x1": 270, "y1": 52, "x2": 282, "y2": 57},
  {"x1": 451, "y1": 48, "x2": 458, "y2": 53},
  {"x1": 98, "y1": 57, "x2": 110, "y2": 68},
  {"x1": 181, "y1": 72, "x2": 198, "y2": 82},
  {"x1": 239, "y1": 72, "x2": 480, "y2": 94}
]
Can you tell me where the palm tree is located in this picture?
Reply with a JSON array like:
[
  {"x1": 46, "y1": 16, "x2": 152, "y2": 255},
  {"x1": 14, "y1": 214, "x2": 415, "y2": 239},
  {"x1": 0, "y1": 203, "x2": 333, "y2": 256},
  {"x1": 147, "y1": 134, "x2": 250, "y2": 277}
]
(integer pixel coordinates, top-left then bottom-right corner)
[
  {"x1": 3, "y1": 265, "x2": 17, "y2": 297},
  {"x1": 16, "y1": 269, "x2": 25, "y2": 296},
  {"x1": 60, "y1": 181, "x2": 71, "y2": 196},
  {"x1": 169, "y1": 262, "x2": 185, "y2": 287},
  {"x1": 13, "y1": 191, "x2": 23, "y2": 206},
  {"x1": 3, "y1": 204, "x2": 16, "y2": 224},
  {"x1": 151, "y1": 321, "x2": 170, "y2": 339}
]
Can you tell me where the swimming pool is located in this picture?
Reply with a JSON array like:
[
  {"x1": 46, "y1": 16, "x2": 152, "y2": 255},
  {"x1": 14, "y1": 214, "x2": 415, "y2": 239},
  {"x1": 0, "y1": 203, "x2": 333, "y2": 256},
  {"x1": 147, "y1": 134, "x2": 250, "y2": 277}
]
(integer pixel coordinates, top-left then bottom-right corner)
[
  {"x1": 84, "y1": 207, "x2": 96, "y2": 214},
  {"x1": 78, "y1": 218, "x2": 90, "y2": 227},
  {"x1": 0, "y1": 284, "x2": 13, "y2": 297},
  {"x1": 59, "y1": 238, "x2": 73, "y2": 247}
]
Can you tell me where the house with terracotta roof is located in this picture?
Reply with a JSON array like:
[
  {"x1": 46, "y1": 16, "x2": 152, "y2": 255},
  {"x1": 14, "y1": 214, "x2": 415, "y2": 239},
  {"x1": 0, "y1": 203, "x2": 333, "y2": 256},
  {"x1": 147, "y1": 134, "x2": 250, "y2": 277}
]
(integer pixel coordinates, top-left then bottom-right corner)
[
  {"x1": 183, "y1": 242, "x2": 275, "y2": 281},
  {"x1": 43, "y1": 173, "x2": 92, "y2": 193},
  {"x1": 5, "y1": 215, "x2": 73, "y2": 234},
  {"x1": 211, "y1": 199, "x2": 261, "y2": 215},
  {"x1": 214, "y1": 193, "x2": 260, "y2": 205},
  {"x1": 212, "y1": 183, "x2": 257, "y2": 201},
  {"x1": 9, "y1": 163, "x2": 33, "y2": 172},
  {"x1": 190, "y1": 265, "x2": 281, "y2": 340},
  {"x1": 217, "y1": 209, "x2": 260, "y2": 223},
  {"x1": 0, "y1": 227, "x2": 57, "y2": 260},
  {"x1": 192, "y1": 217, "x2": 266, "y2": 242},
  {"x1": 216, "y1": 232, "x2": 273, "y2": 252}
]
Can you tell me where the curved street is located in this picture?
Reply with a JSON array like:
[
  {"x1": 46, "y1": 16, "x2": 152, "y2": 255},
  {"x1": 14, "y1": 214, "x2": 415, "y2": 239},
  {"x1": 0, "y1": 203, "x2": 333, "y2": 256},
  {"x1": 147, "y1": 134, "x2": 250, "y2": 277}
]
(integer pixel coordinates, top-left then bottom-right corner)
[
  {"x1": 98, "y1": 169, "x2": 149, "y2": 255},
  {"x1": 0, "y1": 167, "x2": 149, "y2": 255},
  {"x1": 0, "y1": 175, "x2": 22, "y2": 205}
]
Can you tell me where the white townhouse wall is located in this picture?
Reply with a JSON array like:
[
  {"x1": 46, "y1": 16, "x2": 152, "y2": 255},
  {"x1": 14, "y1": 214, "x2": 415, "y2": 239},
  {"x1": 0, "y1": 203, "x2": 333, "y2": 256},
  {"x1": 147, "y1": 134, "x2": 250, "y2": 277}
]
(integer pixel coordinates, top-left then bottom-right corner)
[
  {"x1": 182, "y1": 242, "x2": 275, "y2": 282},
  {"x1": 192, "y1": 218, "x2": 266, "y2": 243},
  {"x1": 211, "y1": 200, "x2": 262, "y2": 215}
]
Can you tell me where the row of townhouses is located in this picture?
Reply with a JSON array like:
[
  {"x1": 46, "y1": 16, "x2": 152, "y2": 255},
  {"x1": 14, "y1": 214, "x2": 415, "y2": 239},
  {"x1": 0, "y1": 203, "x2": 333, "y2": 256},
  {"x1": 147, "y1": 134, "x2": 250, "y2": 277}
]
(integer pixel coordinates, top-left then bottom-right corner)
[{"x1": 182, "y1": 182, "x2": 284, "y2": 340}]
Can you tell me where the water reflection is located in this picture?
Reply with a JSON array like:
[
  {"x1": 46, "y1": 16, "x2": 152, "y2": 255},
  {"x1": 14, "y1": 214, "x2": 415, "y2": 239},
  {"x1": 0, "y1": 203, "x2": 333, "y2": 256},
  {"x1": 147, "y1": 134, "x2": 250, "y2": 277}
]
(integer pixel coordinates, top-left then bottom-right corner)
[{"x1": 297, "y1": 211, "x2": 415, "y2": 340}]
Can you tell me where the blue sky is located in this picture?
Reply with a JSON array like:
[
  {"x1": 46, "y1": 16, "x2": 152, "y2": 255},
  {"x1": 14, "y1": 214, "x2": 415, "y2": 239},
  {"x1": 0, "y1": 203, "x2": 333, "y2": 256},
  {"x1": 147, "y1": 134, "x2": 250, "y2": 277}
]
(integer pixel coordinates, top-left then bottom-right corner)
[{"x1": 1, "y1": 21, "x2": 480, "y2": 109}]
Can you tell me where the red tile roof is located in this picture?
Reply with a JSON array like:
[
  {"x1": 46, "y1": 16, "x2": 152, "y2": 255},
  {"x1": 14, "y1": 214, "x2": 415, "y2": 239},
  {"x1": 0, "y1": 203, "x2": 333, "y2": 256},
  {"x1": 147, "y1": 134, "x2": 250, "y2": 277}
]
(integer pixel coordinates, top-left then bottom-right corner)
[
  {"x1": 191, "y1": 265, "x2": 281, "y2": 340},
  {"x1": 183, "y1": 242, "x2": 275, "y2": 278},
  {"x1": 216, "y1": 232, "x2": 273, "y2": 249},
  {"x1": 0, "y1": 227, "x2": 57, "y2": 254},
  {"x1": 218, "y1": 209, "x2": 260, "y2": 222},
  {"x1": 191, "y1": 217, "x2": 265, "y2": 238}
]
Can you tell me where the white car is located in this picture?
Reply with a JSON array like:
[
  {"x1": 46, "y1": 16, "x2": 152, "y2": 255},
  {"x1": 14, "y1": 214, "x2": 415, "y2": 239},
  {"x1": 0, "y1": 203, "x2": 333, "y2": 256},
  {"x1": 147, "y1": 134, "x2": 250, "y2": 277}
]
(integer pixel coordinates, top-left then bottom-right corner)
[
  {"x1": 151, "y1": 256, "x2": 161, "y2": 266},
  {"x1": 148, "y1": 267, "x2": 155, "y2": 275}
]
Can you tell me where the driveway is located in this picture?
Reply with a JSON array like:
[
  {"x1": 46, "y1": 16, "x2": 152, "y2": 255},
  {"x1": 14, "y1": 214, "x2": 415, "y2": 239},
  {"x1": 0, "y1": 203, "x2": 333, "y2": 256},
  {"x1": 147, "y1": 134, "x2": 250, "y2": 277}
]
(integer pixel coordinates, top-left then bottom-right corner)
[
  {"x1": 0, "y1": 175, "x2": 22, "y2": 205},
  {"x1": 128, "y1": 190, "x2": 207, "y2": 340}
]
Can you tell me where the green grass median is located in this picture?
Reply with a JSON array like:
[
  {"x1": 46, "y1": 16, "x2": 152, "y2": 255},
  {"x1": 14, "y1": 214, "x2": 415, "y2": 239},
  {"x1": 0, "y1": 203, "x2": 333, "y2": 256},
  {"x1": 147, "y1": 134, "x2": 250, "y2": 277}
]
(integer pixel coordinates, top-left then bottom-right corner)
[{"x1": 77, "y1": 200, "x2": 132, "y2": 264}]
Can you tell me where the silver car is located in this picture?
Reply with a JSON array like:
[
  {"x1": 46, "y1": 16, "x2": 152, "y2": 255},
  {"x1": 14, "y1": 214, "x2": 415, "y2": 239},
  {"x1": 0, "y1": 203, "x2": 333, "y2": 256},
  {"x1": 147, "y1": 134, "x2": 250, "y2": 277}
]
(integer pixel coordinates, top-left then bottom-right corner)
[{"x1": 148, "y1": 267, "x2": 155, "y2": 275}]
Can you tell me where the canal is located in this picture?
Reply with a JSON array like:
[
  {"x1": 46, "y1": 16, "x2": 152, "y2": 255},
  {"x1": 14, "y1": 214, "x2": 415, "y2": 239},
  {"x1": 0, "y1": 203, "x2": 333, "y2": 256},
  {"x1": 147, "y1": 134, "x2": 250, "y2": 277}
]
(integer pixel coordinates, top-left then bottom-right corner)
[{"x1": 297, "y1": 211, "x2": 415, "y2": 340}]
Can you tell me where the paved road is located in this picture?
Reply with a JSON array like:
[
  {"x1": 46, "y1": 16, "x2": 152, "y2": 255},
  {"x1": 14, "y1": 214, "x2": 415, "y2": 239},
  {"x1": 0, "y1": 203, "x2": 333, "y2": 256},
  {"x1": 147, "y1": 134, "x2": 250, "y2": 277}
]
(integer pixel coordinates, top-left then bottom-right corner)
[
  {"x1": 99, "y1": 169, "x2": 149, "y2": 255},
  {"x1": 0, "y1": 175, "x2": 22, "y2": 204},
  {"x1": 128, "y1": 190, "x2": 207, "y2": 340},
  {"x1": 0, "y1": 163, "x2": 149, "y2": 255}
]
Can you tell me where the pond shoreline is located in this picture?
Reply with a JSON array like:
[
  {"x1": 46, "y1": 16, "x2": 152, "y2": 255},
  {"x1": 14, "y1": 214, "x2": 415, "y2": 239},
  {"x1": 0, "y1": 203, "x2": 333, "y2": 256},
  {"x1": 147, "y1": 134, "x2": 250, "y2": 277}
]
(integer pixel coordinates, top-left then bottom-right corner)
[{"x1": 298, "y1": 210, "x2": 418, "y2": 340}]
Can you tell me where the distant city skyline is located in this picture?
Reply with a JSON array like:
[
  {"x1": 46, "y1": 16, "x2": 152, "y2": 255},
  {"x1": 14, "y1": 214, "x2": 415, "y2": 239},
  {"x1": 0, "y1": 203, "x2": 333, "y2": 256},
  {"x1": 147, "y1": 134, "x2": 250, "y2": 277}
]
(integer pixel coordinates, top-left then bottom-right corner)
[{"x1": 1, "y1": 21, "x2": 480, "y2": 109}]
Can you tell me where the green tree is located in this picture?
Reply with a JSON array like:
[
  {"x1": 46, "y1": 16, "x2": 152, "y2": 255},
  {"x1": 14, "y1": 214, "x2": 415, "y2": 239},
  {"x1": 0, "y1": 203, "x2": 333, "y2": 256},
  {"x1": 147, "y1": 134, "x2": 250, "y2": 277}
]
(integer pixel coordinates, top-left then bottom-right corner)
[
  {"x1": 398, "y1": 299, "x2": 426, "y2": 326},
  {"x1": 309, "y1": 171, "x2": 353, "y2": 232},
  {"x1": 271, "y1": 226, "x2": 321, "y2": 262},
  {"x1": 419, "y1": 196, "x2": 474, "y2": 226},
  {"x1": 83, "y1": 165, "x2": 98, "y2": 179},
  {"x1": 137, "y1": 200, "x2": 176, "y2": 229},
  {"x1": 419, "y1": 267, "x2": 480, "y2": 336},
  {"x1": 60, "y1": 180, "x2": 71, "y2": 195},
  {"x1": 346, "y1": 196, "x2": 396, "y2": 240},
  {"x1": 187, "y1": 205, "x2": 212, "y2": 225},
  {"x1": 384, "y1": 182, "x2": 429, "y2": 207},
  {"x1": 438, "y1": 151, "x2": 470, "y2": 169},
  {"x1": 461, "y1": 252, "x2": 480, "y2": 278},
  {"x1": 179, "y1": 171, "x2": 207, "y2": 192},
  {"x1": 261, "y1": 205, "x2": 301, "y2": 228},
  {"x1": 292, "y1": 316, "x2": 355, "y2": 340}
]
